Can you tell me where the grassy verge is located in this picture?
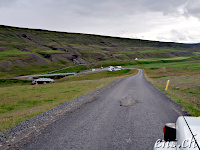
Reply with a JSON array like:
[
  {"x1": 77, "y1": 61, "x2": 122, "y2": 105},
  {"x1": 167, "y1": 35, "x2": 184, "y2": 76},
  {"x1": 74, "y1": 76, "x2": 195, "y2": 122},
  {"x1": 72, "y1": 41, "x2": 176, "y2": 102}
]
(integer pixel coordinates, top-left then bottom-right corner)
[
  {"x1": 0, "y1": 69, "x2": 137, "y2": 133},
  {"x1": 142, "y1": 62, "x2": 200, "y2": 116}
]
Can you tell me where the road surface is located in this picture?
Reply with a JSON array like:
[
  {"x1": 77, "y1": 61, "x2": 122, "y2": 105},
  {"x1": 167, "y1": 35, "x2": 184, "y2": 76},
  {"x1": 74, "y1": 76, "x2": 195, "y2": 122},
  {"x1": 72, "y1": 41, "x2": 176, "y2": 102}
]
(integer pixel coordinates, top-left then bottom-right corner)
[
  {"x1": 11, "y1": 67, "x2": 108, "y2": 80},
  {"x1": 21, "y1": 69, "x2": 184, "y2": 150}
]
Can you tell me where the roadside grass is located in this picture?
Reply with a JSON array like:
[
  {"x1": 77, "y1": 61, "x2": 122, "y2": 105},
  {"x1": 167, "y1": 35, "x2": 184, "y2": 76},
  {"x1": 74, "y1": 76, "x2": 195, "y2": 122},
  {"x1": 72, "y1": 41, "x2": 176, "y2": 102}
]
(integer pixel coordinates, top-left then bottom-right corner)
[
  {"x1": 0, "y1": 25, "x2": 200, "y2": 120},
  {"x1": 146, "y1": 76, "x2": 200, "y2": 116},
  {"x1": 0, "y1": 69, "x2": 137, "y2": 132},
  {"x1": 141, "y1": 61, "x2": 200, "y2": 116}
]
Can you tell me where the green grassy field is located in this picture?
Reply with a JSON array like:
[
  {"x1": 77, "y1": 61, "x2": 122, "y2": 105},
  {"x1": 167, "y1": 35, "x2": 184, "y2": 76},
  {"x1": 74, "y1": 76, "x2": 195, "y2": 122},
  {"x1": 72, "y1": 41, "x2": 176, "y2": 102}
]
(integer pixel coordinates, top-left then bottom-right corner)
[
  {"x1": 51, "y1": 65, "x2": 89, "y2": 74},
  {"x1": 0, "y1": 50, "x2": 30, "y2": 58},
  {"x1": 127, "y1": 60, "x2": 200, "y2": 116},
  {"x1": 0, "y1": 25, "x2": 200, "y2": 134},
  {"x1": 138, "y1": 56, "x2": 190, "y2": 62},
  {"x1": 37, "y1": 50, "x2": 67, "y2": 54},
  {"x1": 0, "y1": 69, "x2": 137, "y2": 132}
]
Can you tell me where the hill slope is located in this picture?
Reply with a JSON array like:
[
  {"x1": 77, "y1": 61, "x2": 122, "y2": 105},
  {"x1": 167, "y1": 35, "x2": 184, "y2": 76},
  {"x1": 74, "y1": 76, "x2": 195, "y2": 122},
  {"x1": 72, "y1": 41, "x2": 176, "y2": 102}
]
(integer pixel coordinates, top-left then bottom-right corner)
[{"x1": 0, "y1": 25, "x2": 199, "y2": 78}]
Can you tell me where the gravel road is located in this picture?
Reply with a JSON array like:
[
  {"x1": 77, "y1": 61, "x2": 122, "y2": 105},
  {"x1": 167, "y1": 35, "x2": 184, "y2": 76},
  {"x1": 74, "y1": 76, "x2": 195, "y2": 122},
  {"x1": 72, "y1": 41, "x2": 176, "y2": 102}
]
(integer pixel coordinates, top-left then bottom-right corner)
[{"x1": 20, "y1": 69, "x2": 185, "y2": 150}]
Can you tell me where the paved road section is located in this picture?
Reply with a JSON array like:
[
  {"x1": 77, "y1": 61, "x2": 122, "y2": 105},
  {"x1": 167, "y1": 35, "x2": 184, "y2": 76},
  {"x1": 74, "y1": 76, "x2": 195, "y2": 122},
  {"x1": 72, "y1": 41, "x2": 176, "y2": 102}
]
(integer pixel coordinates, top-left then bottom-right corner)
[
  {"x1": 11, "y1": 68, "x2": 108, "y2": 80},
  {"x1": 11, "y1": 73, "x2": 76, "y2": 80},
  {"x1": 21, "y1": 69, "x2": 184, "y2": 150}
]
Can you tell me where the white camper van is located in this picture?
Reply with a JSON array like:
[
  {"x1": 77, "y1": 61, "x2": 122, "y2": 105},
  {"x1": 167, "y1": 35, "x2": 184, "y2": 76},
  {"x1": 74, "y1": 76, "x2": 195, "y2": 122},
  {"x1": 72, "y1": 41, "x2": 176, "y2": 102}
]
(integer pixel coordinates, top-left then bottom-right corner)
[{"x1": 108, "y1": 66, "x2": 115, "y2": 71}]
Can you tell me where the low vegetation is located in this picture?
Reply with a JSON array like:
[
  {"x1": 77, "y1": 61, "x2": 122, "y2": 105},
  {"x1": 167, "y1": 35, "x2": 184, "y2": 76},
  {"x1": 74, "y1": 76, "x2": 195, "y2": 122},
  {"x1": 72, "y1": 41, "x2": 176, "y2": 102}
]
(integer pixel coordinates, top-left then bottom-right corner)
[
  {"x1": 0, "y1": 79, "x2": 31, "y2": 87},
  {"x1": 130, "y1": 60, "x2": 200, "y2": 116},
  {"x1": 0, "y1": 69, "x2": 137, "y2": 133},
  {"x1": 0, "y1": 25, "x2": 200, "y2": 134},
  {"x1": 0, "y1": 25, "x2": 199, "y2": 78}
]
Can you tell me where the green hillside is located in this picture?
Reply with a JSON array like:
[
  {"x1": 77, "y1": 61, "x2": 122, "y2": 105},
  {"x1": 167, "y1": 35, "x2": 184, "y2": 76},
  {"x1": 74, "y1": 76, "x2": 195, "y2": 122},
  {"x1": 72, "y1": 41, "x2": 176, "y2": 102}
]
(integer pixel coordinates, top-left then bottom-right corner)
[
  {"x1": 0, "y1": 25, "x2": 200, "y2": 78},
  {"x1": 0, "y1": 25, "x2": 200, "y2": 132}
]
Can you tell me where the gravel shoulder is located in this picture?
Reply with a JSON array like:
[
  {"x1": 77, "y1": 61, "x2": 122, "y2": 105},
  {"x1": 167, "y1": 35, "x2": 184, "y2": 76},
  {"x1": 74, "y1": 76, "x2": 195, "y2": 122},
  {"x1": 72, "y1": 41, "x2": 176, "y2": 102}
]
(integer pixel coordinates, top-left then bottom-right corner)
[
  {"x1": 0, "y1": 76, "x2": 125, "y2": 150},
  {"x1": 20, "y1": 69, "x2": 187, "y2": 150},
  {"x1": 0, "y1": 69, "x2": 188, "y2": 150}
]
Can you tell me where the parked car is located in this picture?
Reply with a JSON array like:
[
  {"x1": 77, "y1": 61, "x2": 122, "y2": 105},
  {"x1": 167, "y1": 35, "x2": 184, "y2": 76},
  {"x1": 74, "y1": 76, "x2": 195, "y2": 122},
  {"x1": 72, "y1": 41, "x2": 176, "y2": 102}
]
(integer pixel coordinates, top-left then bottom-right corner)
[
  {"x1": 108, "y1": 66, "x2": 124, "y2": 71},
  {"x1": 108, "y1": 66, "x2": 115, "y2": 71},
  {"x1": 116, "y1": 66, "x2": 124, "y2": 70},
  {"x1": 154, "y1": 116, "x2": 200, "y2": 150}
]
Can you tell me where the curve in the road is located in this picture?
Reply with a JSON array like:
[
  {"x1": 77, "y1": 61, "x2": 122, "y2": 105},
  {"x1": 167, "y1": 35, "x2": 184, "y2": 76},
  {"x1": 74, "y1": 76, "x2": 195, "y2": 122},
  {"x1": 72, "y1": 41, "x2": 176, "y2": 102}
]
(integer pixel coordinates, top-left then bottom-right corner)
[{"x1": 21, "y1": 69, "x2": 185, "y2": 150}]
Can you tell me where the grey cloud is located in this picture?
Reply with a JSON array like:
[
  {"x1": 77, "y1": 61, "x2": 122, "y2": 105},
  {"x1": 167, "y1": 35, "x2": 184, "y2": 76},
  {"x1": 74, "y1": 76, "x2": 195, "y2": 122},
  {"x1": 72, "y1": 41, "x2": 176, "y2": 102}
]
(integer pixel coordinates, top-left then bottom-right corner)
[
  {"x1": 0, "y1": 0, "x2": 194, "y2": 22},
  {"x1": 0, "y1": 0, "x2": 17, "y2": 8},
  {"x1": 144, "y1": 0, "x2": 187, "y2": 15},
  {"x1": 0, "y1": 0, "x2": 200, "y2": 43},
  {"x1": 66, "y1": 0, "x2": 189, "y2": 17},
  {"x1": 1, "y1": 0, "x2": 189, "y2": 21},
  {"x1": 182, "y1": 0, "x2": 200, "y2": 19}
]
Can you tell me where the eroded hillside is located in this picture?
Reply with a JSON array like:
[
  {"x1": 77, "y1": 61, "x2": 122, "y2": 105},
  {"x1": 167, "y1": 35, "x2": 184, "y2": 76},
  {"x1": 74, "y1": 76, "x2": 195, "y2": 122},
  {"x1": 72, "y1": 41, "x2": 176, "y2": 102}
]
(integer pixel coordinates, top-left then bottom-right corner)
[{"x1": 0, "y1": 25, "x2": 200, "y2": 78}]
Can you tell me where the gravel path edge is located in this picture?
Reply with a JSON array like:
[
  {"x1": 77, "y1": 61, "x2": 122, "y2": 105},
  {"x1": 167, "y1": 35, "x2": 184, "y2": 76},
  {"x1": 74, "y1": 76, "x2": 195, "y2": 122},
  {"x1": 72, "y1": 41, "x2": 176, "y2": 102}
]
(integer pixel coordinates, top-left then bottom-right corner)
[{"x1": 0, "y1": 77, "x2": 125, "y2": 150}]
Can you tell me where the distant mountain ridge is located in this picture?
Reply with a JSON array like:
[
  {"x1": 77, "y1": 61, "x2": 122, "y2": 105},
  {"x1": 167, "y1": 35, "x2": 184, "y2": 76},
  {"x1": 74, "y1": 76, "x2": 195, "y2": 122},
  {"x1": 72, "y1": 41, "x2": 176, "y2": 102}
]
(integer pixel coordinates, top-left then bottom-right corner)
[{"x1": 0, "y1": 25, "x2": 199, "y2": 78}]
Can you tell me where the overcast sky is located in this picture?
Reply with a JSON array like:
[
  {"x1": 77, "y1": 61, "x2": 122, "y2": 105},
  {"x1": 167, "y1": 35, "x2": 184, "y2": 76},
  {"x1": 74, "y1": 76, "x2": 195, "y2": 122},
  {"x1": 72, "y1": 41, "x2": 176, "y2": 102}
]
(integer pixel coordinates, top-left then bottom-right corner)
[{"x1": 0, "y1": 0, "x2": 200, "y2": 43}]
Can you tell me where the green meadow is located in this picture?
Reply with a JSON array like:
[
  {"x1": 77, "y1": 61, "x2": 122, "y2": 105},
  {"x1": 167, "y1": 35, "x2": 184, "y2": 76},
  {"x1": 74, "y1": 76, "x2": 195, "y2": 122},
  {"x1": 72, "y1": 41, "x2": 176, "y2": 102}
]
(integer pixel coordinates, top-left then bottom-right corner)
[
  {"x1": 0, "y1": 25, "x2": 200, "y2": 133},
  {"x1": 0, "y1": 69, "x2": 137, "y2": 132}
]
